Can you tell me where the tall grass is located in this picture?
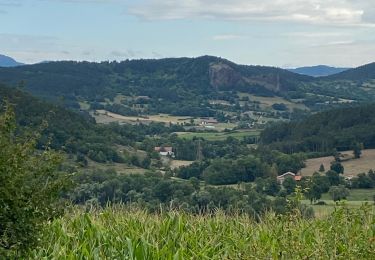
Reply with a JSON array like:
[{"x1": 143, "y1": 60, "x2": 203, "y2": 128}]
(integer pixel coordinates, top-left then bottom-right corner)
[{"x1": 31, "y1": 204, "x2": 374, "y2": 259}]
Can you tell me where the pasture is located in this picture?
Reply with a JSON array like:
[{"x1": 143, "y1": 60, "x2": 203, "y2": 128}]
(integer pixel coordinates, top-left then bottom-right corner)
[
  {"x1": 176, "y1": 130, "x2": 260, "y2": 141},
  {"x1": 300, "y1": 149, "x2": 375, "y2": 176},
  {"x1": 94, "y1": 110, "x2": 193, "y2": 124},
  {"x1": 237, "y1": 92, "x2": 308, "y2": 111},
  {"x1": 302, "y1": 189, "x2": 375, "y2": 218}
]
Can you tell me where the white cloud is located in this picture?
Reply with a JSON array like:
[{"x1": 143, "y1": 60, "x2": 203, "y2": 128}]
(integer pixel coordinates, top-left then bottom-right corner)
[{"x1": 128, "y1": 0, "x2": 374, "y2": 27}]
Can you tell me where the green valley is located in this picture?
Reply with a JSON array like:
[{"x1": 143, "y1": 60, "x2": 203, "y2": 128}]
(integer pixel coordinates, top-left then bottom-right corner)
[{"x1": 1, "y1": 57, "x2": 375, "y2": 259}]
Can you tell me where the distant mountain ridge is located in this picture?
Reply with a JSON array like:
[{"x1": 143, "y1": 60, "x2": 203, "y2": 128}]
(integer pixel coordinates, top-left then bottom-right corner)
[
  {"x1": 0, "y1": 54, "x2": 24, "y2": 67},
  {"x1": 0, "y1": 55, "x2": 312, "y2": 101},
  {"x1": 1, "y1": 55, "x2": 375, "y2": 115},
  {"x1": 288, "y1": 65, "x2": 350, "y2": 77},
  {"x1": 325, "y1": 62, "x2": 375, "y2": 81}
]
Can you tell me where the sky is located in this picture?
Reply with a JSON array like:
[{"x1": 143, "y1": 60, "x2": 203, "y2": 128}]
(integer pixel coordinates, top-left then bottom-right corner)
[{"x1": 1, "y1": 0, "x2": 375, "y2": 68}]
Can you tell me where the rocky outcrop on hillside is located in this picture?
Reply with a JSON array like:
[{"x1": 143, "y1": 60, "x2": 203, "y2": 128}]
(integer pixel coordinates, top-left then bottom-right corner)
[{"x1": 209, "y1": 62, "x2": 245, "y2": 90}]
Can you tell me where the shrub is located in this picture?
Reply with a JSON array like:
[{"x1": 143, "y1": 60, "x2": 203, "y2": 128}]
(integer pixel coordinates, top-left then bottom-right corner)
[
  {"x1": 328, "y1": 185, "x2": 350, "y2": 202},
  {"x1": 0, "y1": 103, "x2": 69, "y2": 258}
]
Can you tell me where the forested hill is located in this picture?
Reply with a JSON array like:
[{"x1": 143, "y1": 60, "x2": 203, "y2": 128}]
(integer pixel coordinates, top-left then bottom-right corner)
[
  {"x1": 2, "y1": 56, "x2": 375, "y2": 116},
  {"x1": 0, "y1": 56, "x2": 311, "y2": 103},
  {"x1": 324, "y1": 62, "x2": 375, "y2": 81},
  {"x1": 0, "y1": 85, "x2": 180, "y2": 165},
  {"x1": 288, "y1": 65, "x2": 349, "y2": 77},
  {"x1": 0, "y1": 84, "x2": 93, "y2": 138},
  {"x1": 260, "y1": 104, "x2": 375, "y2": 153}
]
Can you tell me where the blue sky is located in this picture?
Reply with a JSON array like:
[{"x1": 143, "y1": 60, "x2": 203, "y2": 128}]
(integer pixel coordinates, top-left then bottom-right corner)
[{"x1": 1, "y1": 0, "x2": 375, "y2": 67}]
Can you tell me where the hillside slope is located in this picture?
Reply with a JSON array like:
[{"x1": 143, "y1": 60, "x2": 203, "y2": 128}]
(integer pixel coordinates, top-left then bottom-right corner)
[
  {"x1": 260, "y1": 103, "x2": 375, "y2": 153},
  {"x1": 288, "y1": 65, "x2": 349, "y2": 77},
  {"x1": 0, "y1": 85, "x2": 157, "y2": 165},
  {"x1": 325, "y1": 62, "x2": 375, "y2": 81},
  {"x1": 2, "y1": 56, "x2": 375, "y2": 116},
  {"x1": 0, "y1": 56, "x2": 311, "y2": 103}
]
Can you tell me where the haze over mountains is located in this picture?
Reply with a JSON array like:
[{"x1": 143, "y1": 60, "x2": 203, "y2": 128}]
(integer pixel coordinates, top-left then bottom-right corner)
[
  {"x1": 0, "y1": 54, "x2": 24, "y2": 67},
  {"x1": 287, "y1": 65, "x2": 350, "y2": 77}
]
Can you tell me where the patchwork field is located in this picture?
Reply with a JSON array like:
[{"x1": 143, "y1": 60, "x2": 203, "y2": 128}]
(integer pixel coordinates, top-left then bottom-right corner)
[
  {"x1": 300, "y1": 149, "x2": 375, "y2": 176},
  {"x1": 86, "y1": 160, "x2": 147, "y2": 175},
  {"x1": 94, "y1": 110, "x2": 193, "y2": 124},
  {"x1": 237, "y1": 92, "x2": 308, "y2": 111}
]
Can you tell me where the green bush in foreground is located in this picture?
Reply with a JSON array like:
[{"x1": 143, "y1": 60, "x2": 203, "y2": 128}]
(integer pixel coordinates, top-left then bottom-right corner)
[
  {"x1": 30, "y1": 205, "x2": 374, "y2": 259},
  {"x1": 0, "y1": 103, "x2": 69, "y2": 258}
]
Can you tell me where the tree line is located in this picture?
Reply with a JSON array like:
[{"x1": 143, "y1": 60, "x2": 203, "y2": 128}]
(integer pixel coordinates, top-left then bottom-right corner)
[{"x1": 260, "y1": 103, "x2": 375, "y2": 154}]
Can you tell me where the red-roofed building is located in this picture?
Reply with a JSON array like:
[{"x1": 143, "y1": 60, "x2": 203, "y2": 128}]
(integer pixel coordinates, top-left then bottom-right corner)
[
  {"x1": 277, "y1": 172, "x2": 302, "y2": 184},
  {"x1": 154, "y1": 146, "x2": 174, "y2": 157}
]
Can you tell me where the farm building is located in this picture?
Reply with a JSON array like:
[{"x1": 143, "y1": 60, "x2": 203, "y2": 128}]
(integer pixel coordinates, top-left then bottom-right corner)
[
  {"x1": 200, "y1": 118, "x2": 218, "y2": 125},
  {"x1": 154, "y1": 146, "x2": 175, "y2": 157},
  {"x1": 277, "y1": 172, "x2": 302, "y2": 184}
]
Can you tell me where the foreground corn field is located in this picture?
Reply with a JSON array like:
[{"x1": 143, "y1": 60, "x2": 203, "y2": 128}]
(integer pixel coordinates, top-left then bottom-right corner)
[{"x1": 31, "y1": 205, "x2": 375, "y2": 259}]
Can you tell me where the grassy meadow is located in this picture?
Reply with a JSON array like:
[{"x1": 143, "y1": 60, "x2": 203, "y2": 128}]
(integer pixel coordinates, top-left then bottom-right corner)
[
  {"x1": 301, "y1": 149, "x2": 375, "y2": 176},
  {"x1": 237, "y1": 92, "x2": 309, "y2": 111},
  {"x1": 176, "y1": 130, "x2": 260, "y2": 141},
  {"x1": 94, "y1": 110, "x2": 193, "y2": 125},
  {"x1": 29, "y1": 205, "x2": 374, "y2": 259},
  {"x1": 302, "y1": 189, "x2": 375, "y2": 218}
]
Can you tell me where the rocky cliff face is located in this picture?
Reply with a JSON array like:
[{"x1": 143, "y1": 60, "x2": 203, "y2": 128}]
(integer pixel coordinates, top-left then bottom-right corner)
[
  {"x1": 209, "y1": 62, "x2": 245, "y2": 90},
  {"x1": 209, "y1": 62, "x2": 281, "y2": 93}
]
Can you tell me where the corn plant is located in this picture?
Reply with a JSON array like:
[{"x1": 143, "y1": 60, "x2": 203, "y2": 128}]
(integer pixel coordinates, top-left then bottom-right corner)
[{"x1": 29, "y1": 204, "x2": 375, "y2": 259}]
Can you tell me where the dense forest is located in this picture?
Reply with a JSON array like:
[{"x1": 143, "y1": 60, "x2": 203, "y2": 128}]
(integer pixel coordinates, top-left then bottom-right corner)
[
  {"x1": 0, "y1": 55, "x2": 364, "y2": 116},
  {"x1": 0, "y1": 56, "x2": 311, "y2": 101},
  {"x1": 260, "y1": 104, "x2": 375, "y2": 154}
]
